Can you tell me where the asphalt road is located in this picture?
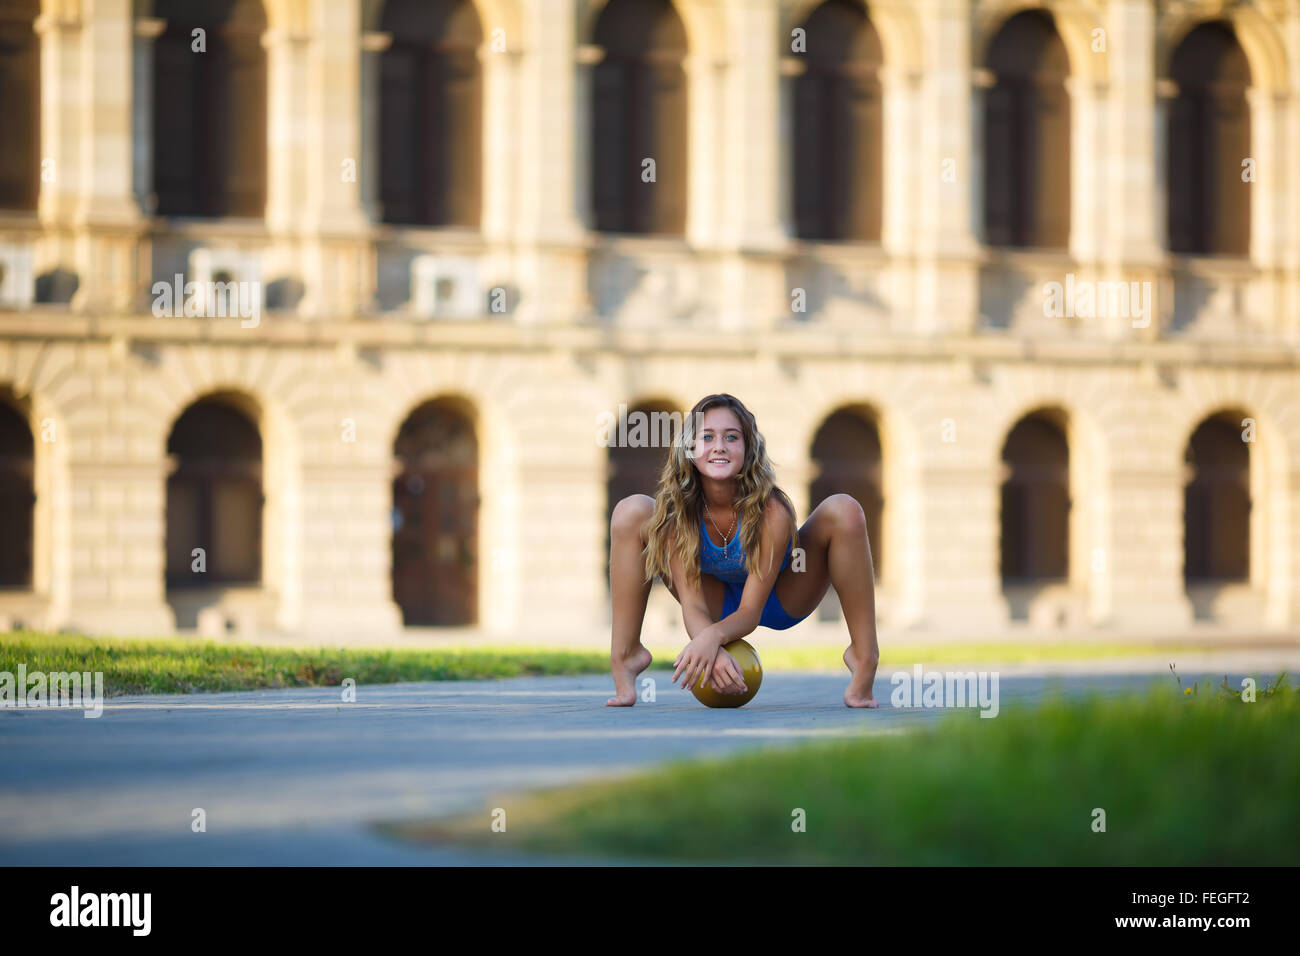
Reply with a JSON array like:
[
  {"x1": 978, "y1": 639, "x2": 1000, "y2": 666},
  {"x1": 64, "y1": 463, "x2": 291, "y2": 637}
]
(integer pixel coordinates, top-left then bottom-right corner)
[{"x1": 0, "y1": 665, "x2": 1246, "y2": 865}]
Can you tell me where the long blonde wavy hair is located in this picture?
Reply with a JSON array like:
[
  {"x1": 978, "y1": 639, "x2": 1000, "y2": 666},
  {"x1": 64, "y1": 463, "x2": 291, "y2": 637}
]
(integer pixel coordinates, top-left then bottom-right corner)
[{"x1": 643, "y1": 394, "x2": 799, "y2": 589}]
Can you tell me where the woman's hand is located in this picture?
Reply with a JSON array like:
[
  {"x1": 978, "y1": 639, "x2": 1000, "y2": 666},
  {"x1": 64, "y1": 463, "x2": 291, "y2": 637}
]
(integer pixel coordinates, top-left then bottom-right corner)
[
  {"x1": 708, "y1": 646, "x2": 747, "y2": 695},
  {"x1": 672, "y1": 634, "x2": 720, "y2": 693},
  {"x1": 673, "y1": 638, "x2": 747, "y2": 695}
]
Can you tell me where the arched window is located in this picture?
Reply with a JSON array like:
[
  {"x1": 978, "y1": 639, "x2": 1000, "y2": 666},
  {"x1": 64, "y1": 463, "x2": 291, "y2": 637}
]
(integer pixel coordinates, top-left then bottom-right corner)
[
  {"x1": 1168, "y1": 22, "x2": 1251, "y2": 256},
  {"x1": 166, "y1": 397, "x2": 263, "y2": 586},
  {"x1": 0, "y1": 0, "x2": 39, "y2": 210},
  {"x1": 810, "y1": 407, "x2": 883, "y2": 579},
  {"x1": 1000, "y1": 413, "x2": 1069, "y2": 581},
  {"x1": 392, "y1": 398, "x2": 479, "y2": 625},
  {"x1": 591, "y1": 0, "x2": 688, "y2": 234},
  {"x1": 378, "y1": 0, "x2": 483, "y2": 226},
  {"x1": 1183, "y1": 414, "x2": 1250, "y2": 581},
  {"x1": 983, "y1": 10, "x2": 1070, "y2": 248},
  {"x1": 794, "y1": 0, "x2": 883, "y2": 241},
  {"x1": 0, "y1": 398, "x2": 34, "y2": 588},
  {"x1": 153, "y1": 0, "x2": 267, "y2": 217},
  {"x1": 605, "y1": 400, "x2": 676, "y2": 587}
]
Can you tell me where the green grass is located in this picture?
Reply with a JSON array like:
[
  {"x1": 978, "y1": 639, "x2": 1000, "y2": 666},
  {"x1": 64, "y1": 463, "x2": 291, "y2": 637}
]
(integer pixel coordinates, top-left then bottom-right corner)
[
  {"x1": 378, "y1": 681, "x2": 1300, "y2": 865},
  {"x1": 1, "y1": 630, "x2": 1287, "y2": 697},
  {"x1": 0, "y1": 631, "x2": 611, "y2": 696}
]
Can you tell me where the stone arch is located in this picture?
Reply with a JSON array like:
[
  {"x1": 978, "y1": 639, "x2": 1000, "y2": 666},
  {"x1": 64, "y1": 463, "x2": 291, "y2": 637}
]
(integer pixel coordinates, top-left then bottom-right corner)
[
  {"x1": 808, "y1": 403, "x2": 886, "y2": 586},
  {"x1": 1157, "y1": 2, "x2": 1289, "y2": 94},
  {"x1": 578, "y1": 0, "x2": 725, "y2": 62},
  {"x1": 154, "y1": 367, "x2": 300, "y2": 633},
  {"x1": 135, "y1": 0, "x2": 295, "y2": 31},
  {"x1": 361, "y1": 0, "x2": 524, "y2": 47},
  {"x1": 782, "y1": 0, "x2": 923, "y2": 74},
  {"x1": 1164, "y1": 19, "x2": 1252, "y2": 256},
  {"x1": 378, "y1": 374, "x2": 514, "y2": 630},
  {"x1": 973, "y1": 0, "x2": 1107, "y2": 84},
  {"x1": 162, "y1": 388, "x2": 266, "y2": 629},
  {"x1": 1175, "y1": 392, "x2": 1293, "y2": 627},
  {"x1": 390, "y1": 393, "x2": 481, "y2": 626},
  {"x1": 798, "y1": 391, "x2": 916, "y2": 602},
  {"x1": 991, "y1": 396, "x2": 1107, "y2": 626},
  {"x1": 605, "y1": 394, "x2": 682, "y2": 500},
  {"x1": 979, "y1": 6, "x2": 1071, "y2": 249},
  {"x1": 603, "y1": 395, "x2": 682, "y2": 590},
  {"x1": 370, "y1": 0, "x2": 484, "y2": 227},
  {"x1": 790, "y1": 0, "x2": 884, "y2": 242},
  {"x1": 150, "y1": 0, "x2": 269, "y2": 218},
  {"x1": 585, "y1": 0, "x2": 690, "y2": 234}
]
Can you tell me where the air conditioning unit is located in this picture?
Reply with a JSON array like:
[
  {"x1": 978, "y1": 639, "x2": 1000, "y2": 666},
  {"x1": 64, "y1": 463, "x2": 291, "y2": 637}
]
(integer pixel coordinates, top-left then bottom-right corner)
[
  {"x1": 0, "y1": 243, "x2": 35, "y2": 308},
  {"x1": 411, "y1": 255, "x2": 480, "y2": 319},
  {"x1": 187, "y1": 248, "x2": 263, "y2": 316}
]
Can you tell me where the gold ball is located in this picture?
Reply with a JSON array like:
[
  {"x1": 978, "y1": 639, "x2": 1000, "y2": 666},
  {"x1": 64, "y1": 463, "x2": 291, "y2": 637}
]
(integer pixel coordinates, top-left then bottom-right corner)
[{"x1": 690, "y1": 638, "x2": 763, "y2": 708}]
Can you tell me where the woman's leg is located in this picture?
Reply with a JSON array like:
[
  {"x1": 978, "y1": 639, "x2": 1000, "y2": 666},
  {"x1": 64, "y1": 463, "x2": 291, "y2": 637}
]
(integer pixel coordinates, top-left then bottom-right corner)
[
  {"x1": 772, "y1": 494, "x2": 881, "y2": 708},
  {"x1": 607, "y1": 495, "x2": 657, "y2": 706},
  {"x1": 607, "y1": 494, "x2": 726, "y2": 705}
]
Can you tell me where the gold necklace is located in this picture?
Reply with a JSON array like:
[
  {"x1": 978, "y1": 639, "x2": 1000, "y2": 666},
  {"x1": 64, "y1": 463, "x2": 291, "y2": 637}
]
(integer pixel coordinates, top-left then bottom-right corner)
[{"x1": 704, "y1": 502, "x2": 737, "y2": 554}]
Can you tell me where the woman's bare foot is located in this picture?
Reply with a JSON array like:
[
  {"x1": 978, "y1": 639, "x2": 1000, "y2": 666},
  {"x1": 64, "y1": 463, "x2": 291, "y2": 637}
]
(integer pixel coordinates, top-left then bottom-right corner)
[
  {"x1": 607, "y1": 643, "x2": 654, "y2": 706},
  {"x1": 843, "y1": 645, "x2": 880, "y2": 709}
]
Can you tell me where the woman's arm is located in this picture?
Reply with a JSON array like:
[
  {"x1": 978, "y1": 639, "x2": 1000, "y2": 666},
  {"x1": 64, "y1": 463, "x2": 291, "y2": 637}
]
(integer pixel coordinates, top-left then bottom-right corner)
[
  {"x1": 667, "y1": 547, "x2": 718, "y2": 643},
  {"x1": 673, "y1": 498, "x2": 793, "y2": 649},
  {"x1": 710, "y1": 498, "x2": 792, "y2": 644}
]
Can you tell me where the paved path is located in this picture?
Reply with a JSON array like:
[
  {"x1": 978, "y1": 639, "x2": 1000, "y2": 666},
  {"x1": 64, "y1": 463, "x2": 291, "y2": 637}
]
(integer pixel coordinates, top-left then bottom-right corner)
[{"x1": 0, "y1": 662, "x2": 1278, "y2": 865}]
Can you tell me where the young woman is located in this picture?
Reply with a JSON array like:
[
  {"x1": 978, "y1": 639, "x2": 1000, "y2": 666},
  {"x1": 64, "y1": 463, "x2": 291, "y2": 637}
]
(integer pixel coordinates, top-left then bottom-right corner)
[{"x1": 606, "y1": 393, "x2": 881, "y2": 708}]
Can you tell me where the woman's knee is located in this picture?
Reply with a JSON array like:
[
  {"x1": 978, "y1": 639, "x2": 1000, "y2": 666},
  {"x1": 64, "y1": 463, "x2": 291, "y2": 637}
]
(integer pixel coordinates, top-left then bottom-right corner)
[
  {"x1": 825, "y1": 493, "x2": 867, "y2": 532},
  {"x1": 610, "y1": 493, "x2": 655, "y2": 537}
]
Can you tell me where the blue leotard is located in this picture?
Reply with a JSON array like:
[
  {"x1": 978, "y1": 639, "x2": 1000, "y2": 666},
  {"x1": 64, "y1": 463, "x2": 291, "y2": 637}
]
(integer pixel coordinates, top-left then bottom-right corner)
[{"x1": 699, "y1": 512, "x2": 806, "y2": 630}]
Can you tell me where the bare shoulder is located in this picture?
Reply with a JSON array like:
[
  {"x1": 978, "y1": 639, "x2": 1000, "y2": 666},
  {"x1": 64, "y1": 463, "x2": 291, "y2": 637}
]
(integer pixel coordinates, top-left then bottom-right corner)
[{"x1": 761, "y1": 494, "x2": 796, "y2": 538}]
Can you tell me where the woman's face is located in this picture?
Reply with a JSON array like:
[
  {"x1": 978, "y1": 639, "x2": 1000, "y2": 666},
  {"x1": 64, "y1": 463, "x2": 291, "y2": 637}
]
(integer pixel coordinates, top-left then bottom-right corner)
[{"x1": 692, "y1": 406, "x2": 745, "y2": 482}]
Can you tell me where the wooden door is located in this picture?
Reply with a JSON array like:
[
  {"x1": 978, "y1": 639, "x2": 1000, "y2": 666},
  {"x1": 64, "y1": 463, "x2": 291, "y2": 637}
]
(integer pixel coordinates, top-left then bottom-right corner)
[{"x1": 393, "y1": 402, "x2": 479, "y2": 625}]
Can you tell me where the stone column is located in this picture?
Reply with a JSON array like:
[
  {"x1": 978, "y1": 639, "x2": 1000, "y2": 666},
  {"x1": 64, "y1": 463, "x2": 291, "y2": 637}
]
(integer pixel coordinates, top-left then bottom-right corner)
[
  {"x1": 913, "y1": 10, "x2": 982, "y2": 335},
  {"x1": 1066, "y1": 74, "x2": 1101, "y2": 262},
  {"x1": 33, "y1": 10, "x2": 80, "y2": 224},
  {"x1": 1109, "y1": 1, "x2": 1161, "y2": 264},
  {"x1": 722, "y1": 4, "x2": 783, "y2": 250},
  {"x1": 512, "y1": 4, "x2": 586, "y2": 325},
  {"x1": 295, "y1": 458, "x2": 404, "y2": 636},
  {"x1": 916, "y1": 464, "x2": 1007, "y2": 633},
  {"x1": 1106, "y1": 467, "x2": 1194, "y2": 630},
  {"x1": 715, "y1": 5, "x2": 786, "y2": 332},
  {"x1": 683, "y1": 51, "x2": 721, "y2": 248},
  {"x1": 60, "y1": 352, "x2": 175, "y2": 635},
  {"x1": 309, "y1": 1, "x2": 368, "y2": 233},
  {"x1": 1245, "y1": 86, "x2": 1278, "y2": 266},
  {"x1": 74, "y1": 0, "x2": 137, "y2": 225},
  {"x1": 478, "y1": 33, "x2": 518, "y2": 244},
  {"x1": 262, "y1": 26, "x2": 310, "y2": 231},
  {"x1": 512, "y1": 458, "x2": 608, "y2": 637},
  {"x1": 298, "y1": 2, "x2": 370, "y2": 320}
]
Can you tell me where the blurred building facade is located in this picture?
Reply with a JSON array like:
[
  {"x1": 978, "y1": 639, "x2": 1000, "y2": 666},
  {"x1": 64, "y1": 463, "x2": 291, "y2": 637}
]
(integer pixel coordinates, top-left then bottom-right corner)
[{"x1": 0, "y1": 0, "x2": 1298, "y2": 639}]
